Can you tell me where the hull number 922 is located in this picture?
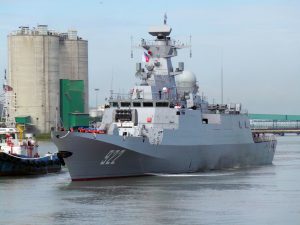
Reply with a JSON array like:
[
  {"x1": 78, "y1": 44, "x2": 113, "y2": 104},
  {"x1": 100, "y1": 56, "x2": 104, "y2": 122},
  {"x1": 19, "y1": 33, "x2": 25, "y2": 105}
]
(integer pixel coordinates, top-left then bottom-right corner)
[{"x1": 100, "y1": 150, "x2": 126, "y2": 165}]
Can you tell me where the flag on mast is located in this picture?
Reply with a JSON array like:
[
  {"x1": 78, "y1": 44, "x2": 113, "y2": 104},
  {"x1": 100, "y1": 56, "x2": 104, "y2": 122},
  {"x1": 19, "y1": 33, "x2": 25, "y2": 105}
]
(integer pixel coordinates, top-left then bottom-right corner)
[{"x1": 142, "y1": 52, "x2": 150, "y2": 63}]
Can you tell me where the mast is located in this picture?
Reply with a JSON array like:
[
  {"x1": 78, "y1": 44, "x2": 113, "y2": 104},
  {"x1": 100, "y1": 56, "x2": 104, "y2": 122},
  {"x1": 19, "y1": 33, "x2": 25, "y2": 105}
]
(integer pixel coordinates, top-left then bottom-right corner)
[
  {"x1": 1, "y1": 69, "x2": 16, "y2": 127},
  {"x1": 221, "y1": 51, "x2": 224, "y2": 105},
  {"x1": 221, "y1": 62, "x2": 223, "y2": 104}
]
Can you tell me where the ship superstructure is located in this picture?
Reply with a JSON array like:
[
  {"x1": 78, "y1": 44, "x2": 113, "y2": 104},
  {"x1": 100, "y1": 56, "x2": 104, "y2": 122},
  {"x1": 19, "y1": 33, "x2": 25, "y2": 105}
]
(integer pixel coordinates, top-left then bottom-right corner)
[{"x1": 52, "y1": 20, "x2": 276, "y2": 181}]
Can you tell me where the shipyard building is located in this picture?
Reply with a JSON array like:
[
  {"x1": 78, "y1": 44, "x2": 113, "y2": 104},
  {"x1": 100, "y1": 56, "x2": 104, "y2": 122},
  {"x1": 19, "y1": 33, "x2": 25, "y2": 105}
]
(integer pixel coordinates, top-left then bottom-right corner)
[{"x1": 7, "y1": 25, "x2": 88, "y2": 133}]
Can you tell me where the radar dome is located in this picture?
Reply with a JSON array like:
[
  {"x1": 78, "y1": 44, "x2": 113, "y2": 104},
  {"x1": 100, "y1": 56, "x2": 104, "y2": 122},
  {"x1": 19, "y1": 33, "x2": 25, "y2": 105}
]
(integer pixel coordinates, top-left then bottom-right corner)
[{"x1": 175, "y1": 71, "x2": 197, "y2": 95}]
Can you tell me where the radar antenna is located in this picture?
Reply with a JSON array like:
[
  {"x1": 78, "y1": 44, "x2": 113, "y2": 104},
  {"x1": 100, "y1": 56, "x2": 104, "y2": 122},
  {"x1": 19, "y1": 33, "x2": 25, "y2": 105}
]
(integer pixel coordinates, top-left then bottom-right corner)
[
  {"x1": 130, "y1": 35, "x2": 134, "y2": 59},
  {"x1": 221, "y1": 49, "x2": 224, "y2": 104},
  {"x1": 164, "y1": 13, "x2": 167, "y2": 25},
  {"x1": 189, "y1": 35, "x2": 192, "y2": 58},
  {"x1": 110, "y1": 68, "x2": 114, "y2": 99}
]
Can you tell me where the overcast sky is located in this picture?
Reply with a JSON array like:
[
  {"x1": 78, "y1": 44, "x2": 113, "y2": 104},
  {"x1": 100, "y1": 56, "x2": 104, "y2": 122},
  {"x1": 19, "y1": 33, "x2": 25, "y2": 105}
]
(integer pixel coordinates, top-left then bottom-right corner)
[{"x1": 0, "y1": 0, "x2": 299, "y2": 114}]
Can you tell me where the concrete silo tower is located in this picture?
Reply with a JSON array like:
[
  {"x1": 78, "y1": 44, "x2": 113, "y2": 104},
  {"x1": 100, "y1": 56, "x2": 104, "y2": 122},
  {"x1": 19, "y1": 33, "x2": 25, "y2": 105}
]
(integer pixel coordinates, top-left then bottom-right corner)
[
  {"x1": 7, "y1": 25, "x2": 89, "y2": 133},
  {"x1": 8, "y1": 25, "x2": 60, "y2": 133},
  {"x1": 59, "y1": 30, "x2": 89, "y2": 113}
]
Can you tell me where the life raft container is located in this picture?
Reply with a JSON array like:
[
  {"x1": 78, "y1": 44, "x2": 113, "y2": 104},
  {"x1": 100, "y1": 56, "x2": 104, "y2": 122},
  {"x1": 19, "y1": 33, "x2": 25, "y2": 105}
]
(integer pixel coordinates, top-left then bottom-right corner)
[{"x1": 77, "y1": 128, "x2": 106, "y2": 134}]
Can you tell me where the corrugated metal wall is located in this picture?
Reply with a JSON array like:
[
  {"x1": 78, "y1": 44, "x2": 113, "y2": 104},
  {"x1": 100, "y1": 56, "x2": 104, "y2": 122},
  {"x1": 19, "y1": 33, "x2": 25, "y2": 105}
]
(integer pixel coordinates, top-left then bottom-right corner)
[{"x1": 60, "y1": 79, "x2": 85, "y2": 129}]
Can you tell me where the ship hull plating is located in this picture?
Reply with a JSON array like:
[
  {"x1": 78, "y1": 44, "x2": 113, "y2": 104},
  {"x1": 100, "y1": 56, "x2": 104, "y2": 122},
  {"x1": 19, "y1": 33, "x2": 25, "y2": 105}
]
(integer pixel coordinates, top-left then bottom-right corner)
[{"x1": 53, "y1": 131, "x2": 276, "y2": 181}]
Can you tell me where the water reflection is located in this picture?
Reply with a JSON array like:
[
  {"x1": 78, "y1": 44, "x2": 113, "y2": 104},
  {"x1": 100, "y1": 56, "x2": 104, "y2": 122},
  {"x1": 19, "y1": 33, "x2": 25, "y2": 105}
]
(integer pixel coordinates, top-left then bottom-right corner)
[
  {"x1": 53, "y1": 171, "x2": 260, "y2": 225},
  {"x1": 1, "y1": 136, "x2": 300, "y2": 225}
]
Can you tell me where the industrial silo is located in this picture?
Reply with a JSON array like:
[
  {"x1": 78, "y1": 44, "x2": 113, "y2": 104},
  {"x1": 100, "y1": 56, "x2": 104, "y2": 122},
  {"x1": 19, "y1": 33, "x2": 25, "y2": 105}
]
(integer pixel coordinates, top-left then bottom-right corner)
[
  {"x1": 7, "y1": 25, "x2": 60, "y2": 133},
  {"x1": 59, "y1": 30, "x2": 89, "y2": 113}
]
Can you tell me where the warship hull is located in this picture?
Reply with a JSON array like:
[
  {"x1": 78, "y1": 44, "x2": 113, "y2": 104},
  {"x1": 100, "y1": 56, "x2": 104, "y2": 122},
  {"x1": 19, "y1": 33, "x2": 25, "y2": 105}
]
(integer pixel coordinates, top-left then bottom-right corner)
[{"x1": 53, "y1": 131, "x2": 276, "y2": 181}]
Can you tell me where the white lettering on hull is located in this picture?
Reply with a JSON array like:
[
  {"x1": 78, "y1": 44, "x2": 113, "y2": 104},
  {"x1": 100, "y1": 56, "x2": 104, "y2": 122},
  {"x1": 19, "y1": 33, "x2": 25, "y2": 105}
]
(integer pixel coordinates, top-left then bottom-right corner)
[{"x1": 100, "y1": 150, "x2": 126, "y2": 165}]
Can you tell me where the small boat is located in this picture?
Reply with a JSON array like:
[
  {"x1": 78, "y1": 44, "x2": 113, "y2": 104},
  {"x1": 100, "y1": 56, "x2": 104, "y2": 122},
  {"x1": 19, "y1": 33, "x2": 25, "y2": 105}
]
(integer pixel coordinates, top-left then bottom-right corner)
[{"x1": 0, "y1": 127, "x2": 61, "y2": 176}]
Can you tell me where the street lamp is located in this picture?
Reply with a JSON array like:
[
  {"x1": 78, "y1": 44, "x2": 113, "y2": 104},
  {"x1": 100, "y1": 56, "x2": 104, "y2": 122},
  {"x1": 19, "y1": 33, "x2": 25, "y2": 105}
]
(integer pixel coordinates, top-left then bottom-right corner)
[{"x1": 94, "y1": 88, "x2": 99, "y2": 109}]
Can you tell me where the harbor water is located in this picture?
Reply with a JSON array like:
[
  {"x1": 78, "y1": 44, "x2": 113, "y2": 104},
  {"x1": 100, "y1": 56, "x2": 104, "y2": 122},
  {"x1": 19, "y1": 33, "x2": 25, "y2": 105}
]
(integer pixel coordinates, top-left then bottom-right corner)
[{"x1": 0, "y1": 136, "x2": 300, "y2": 225}]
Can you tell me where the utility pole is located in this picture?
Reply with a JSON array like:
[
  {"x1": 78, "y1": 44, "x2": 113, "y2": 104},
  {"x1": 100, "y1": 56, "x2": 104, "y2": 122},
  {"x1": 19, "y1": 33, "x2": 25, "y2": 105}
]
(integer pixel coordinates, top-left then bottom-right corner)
[{"x1": 94, "y1": 88, "x2": 99, "y2": 109}]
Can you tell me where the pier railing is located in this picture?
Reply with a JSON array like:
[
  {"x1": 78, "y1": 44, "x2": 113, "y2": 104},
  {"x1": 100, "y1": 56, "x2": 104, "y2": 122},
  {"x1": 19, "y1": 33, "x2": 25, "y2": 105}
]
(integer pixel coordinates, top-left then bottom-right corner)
[
  {"x1": 250, "y1": 120, "x2": 300, "y2": 130},
  {"x1": 251, "y1": 120, "x2": 300, "y2": 135}
]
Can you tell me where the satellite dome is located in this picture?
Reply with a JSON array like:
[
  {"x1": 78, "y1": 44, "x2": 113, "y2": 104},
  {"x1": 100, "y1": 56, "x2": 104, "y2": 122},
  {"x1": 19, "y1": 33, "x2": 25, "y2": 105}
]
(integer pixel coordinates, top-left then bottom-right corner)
[
  {"x1": 175, "y1": 71, "x2": 197, "y2": 95},
  {"x1": 176, "y1": 71, "x2": 196, "y2": 87}
]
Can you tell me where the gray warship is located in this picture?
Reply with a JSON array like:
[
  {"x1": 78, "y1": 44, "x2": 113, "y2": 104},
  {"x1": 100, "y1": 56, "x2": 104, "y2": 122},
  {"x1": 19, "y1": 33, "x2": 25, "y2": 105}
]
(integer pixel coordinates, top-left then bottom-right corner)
[{"x1": 52, "y1": 20, "x2": 277, "y2": 181}]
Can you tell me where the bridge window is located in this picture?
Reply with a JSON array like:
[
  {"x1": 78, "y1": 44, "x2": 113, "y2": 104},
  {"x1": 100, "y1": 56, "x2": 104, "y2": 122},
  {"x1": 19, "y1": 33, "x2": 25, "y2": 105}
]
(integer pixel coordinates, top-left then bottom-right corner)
[
  {"x1": 156, "y1": 102, "x2": 169, "y2": 107},
  {"x1": 133, "y1": 102, "x2": 141, "y2": 107},
  {"x1": 110, "y1": 102, "x2": 119, "y2": 107},
  {"x1": 143, "y1": 102, "x2": 153, "y2": 107},
  {"x1": 121, "y1": 102, "x2": 131, "y2": 107}
]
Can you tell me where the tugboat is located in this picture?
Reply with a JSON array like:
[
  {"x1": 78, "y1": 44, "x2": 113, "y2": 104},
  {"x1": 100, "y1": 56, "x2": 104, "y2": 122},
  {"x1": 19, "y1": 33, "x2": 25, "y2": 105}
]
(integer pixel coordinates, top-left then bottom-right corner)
[
  {"x1": 0, "y1": 127, "x2": 61, "y2": 176},
  {"x1": 52, "y1": 17, "x2": 276, "y2": 181},
  {"x1": 0, "y1": 69, "x2": 61, "y2": 176}
]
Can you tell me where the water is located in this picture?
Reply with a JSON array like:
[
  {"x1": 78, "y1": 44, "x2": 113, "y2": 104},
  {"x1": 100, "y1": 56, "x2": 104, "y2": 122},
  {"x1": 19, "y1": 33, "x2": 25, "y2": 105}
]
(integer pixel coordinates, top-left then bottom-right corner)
[{"x1": 1, "y1": 136, "x2": 300, "y2": 225}]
